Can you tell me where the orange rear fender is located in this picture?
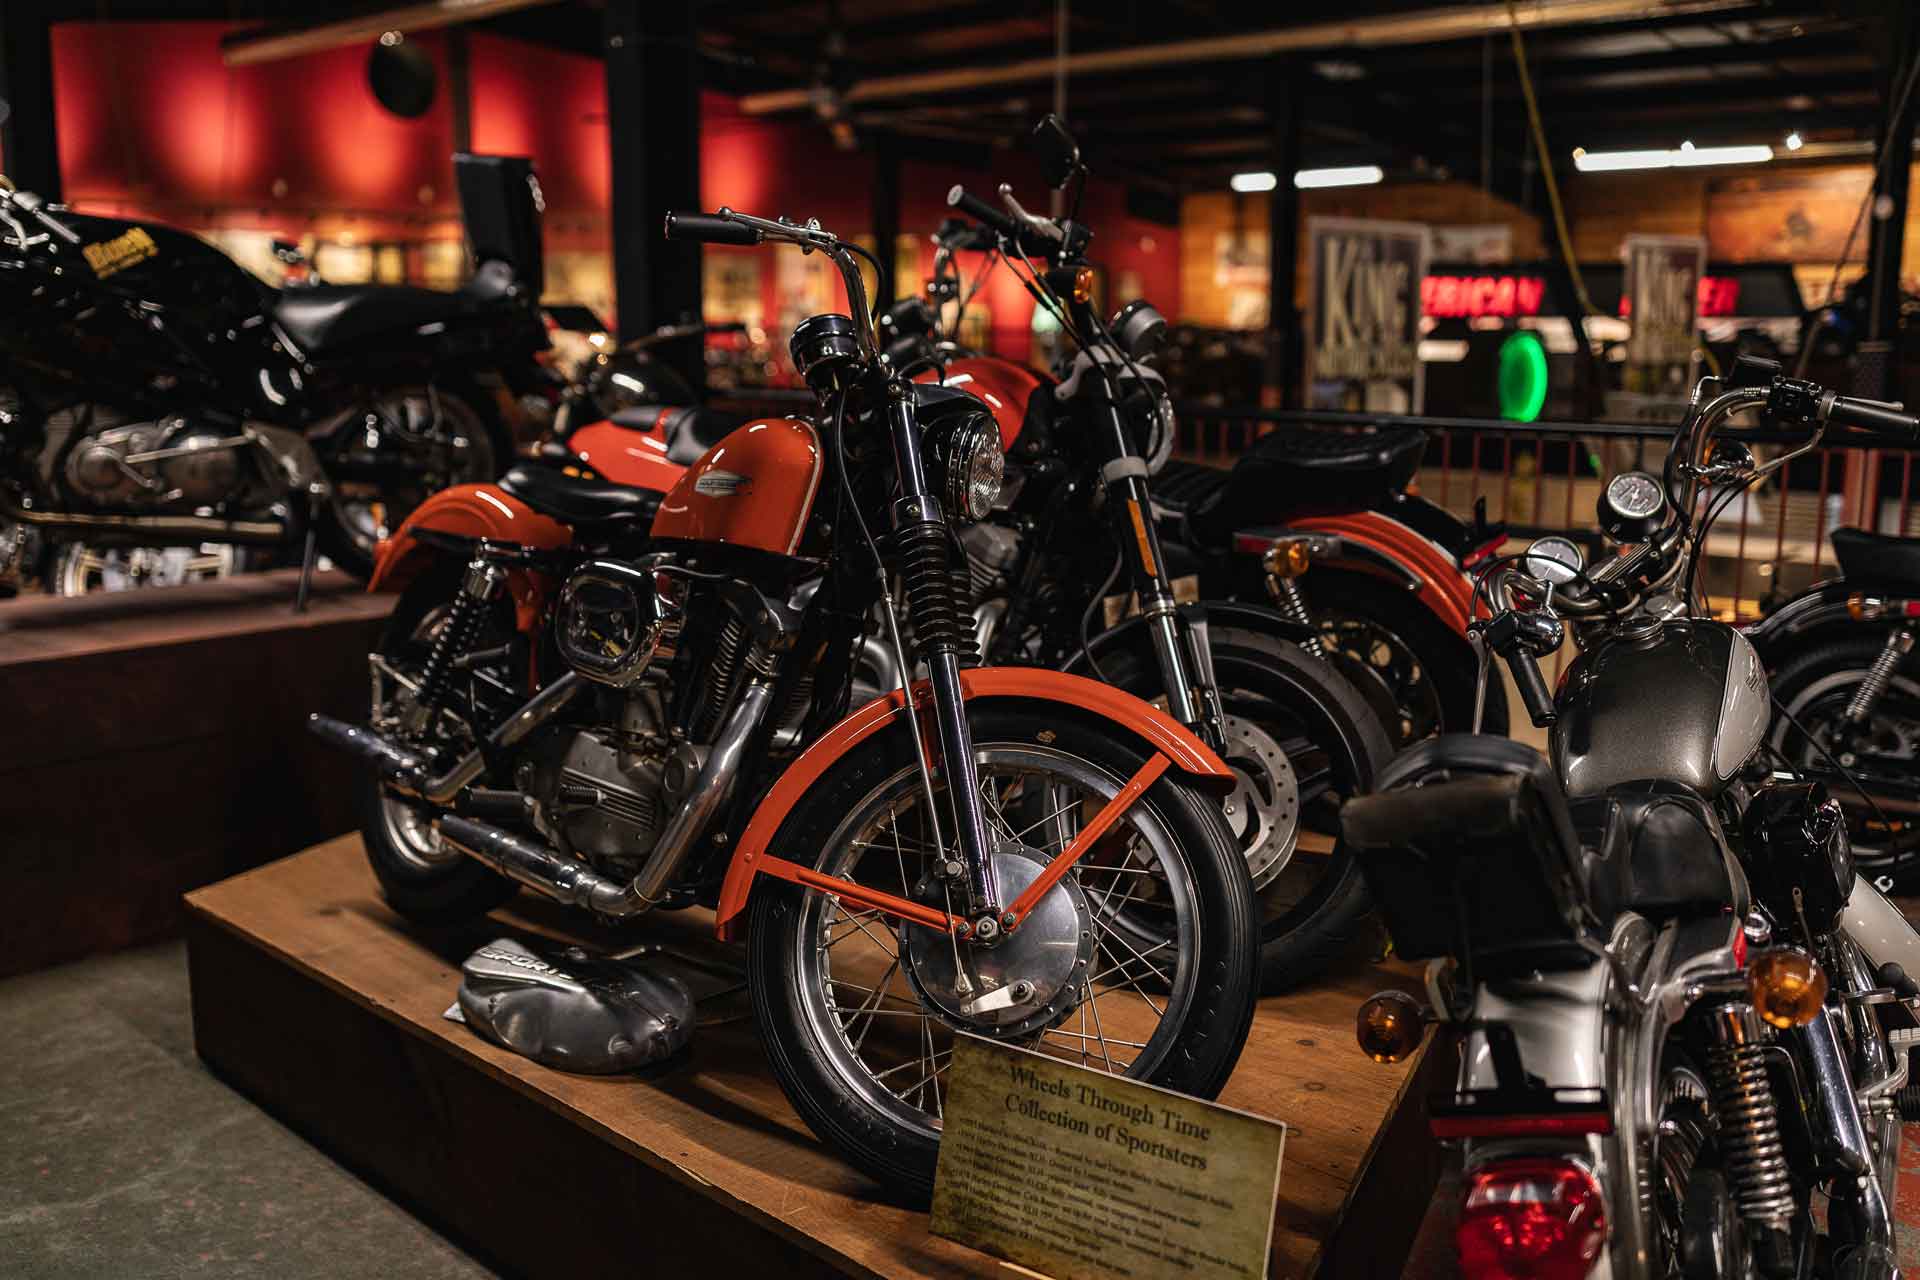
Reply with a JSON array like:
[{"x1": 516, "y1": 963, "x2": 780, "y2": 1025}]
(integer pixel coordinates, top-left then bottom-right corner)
[
  {"x1": 710, "y1": 667, "x2": 1230, "y2": 941},
  {"x1": 367, "y1": 483, "x2": 572, "y2": 631},
  {"x1": 1288, "y1": 511, "x2": 1477, "y2": 637}
]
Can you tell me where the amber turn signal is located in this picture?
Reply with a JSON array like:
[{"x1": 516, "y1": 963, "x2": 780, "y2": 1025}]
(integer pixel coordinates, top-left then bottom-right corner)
[
  {"x1": 1356, "y1": 990, "x2": 1428, "y2": 1064},
  {"x1": 1072, "y1": 267, "x2": 1095, "y2": 303},
  {"x1": 1263, "y1": 539, "x2": 1311, "y2": 579},
  {"x1": 1749, "y1": 948, "x2": 1828, "y2": 1029}
]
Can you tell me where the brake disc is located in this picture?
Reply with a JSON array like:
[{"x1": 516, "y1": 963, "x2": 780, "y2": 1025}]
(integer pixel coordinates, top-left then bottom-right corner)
[{"x1": 1219, "y1": 713, "x2": 1300, "y2": 890}]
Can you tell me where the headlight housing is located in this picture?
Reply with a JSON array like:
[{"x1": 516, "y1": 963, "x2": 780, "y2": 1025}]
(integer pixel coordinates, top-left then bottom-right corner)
[{"x1": 925, "y1": 412, "x2": 1004, "y2": 522}]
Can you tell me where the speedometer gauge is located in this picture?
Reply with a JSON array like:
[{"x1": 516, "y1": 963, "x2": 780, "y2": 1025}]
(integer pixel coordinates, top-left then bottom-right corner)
[{"x1": 1599, "y1": 471, "x2": 1668, "y2": 542}]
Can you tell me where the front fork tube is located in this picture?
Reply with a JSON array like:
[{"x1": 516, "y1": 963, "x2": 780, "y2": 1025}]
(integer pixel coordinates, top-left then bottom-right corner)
[
  {"x1": 882, "y1": 392, "x2": 999, "y2": 923},
  {"x1": 1091, "y1": 391, "x2": 1226, "y2": 752}
]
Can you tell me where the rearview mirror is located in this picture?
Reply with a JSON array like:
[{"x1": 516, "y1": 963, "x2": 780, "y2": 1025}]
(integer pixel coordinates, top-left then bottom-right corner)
[{"x1": 1032, "y1": 115, "x2": 1081, "y2": 190}]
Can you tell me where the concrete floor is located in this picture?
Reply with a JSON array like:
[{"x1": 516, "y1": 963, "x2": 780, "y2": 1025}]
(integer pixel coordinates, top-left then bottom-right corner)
[{"x1": 0, "y1": 942, "x2": 494, "y2": 1280}]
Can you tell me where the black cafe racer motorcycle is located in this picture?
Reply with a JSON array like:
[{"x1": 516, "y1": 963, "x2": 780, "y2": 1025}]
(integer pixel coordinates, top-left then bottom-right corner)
[{"x1": 0, "y1": 155, "x2": 550, "y2": 593}]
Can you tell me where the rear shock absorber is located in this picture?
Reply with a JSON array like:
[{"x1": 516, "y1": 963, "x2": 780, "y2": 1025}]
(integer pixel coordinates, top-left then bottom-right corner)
[
  {"x1": 1262, "y1": 539, "x2": 1324, "y2": 658},
  {"x1": 1705, "y1": 1002, "x2": 1796, "y2": 1270},
  {"x1": 1844, "y1": 627, "x2": 1915, "y2": 724},
  {"x1": 403, "y1": 550, "x2": 506, "y2": 736},
  {"x1": 892, "y1": 519, "x2": 979, "y2": 666}
]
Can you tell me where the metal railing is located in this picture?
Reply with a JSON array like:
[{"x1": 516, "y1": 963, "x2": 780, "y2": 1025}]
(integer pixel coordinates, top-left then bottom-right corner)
[{"x1": 1173, "y1": 405, "x2": 1920, "y2": 623}]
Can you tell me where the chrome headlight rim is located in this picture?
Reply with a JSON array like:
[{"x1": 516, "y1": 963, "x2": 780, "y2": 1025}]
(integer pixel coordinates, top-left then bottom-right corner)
[{"x1": 929, "y1": 413, "x2": 1004, "y2": 523}]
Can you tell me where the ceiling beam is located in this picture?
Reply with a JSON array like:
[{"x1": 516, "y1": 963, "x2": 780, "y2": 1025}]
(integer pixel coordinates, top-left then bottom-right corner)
[
  {"x1": 221, "y1": 0, "x2": 562, "y2": 66},
  {"x1": 737, "y1": 0, "x2": 1763, "y2": 115}
]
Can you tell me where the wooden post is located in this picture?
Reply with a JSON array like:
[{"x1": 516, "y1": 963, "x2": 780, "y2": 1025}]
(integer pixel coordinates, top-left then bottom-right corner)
[{"x1": 1265, "y1": 58, "x2": 1302, "y2": 409}]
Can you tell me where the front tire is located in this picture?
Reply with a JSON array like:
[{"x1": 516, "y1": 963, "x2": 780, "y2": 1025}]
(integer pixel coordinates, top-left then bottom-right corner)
[
  {"x1": 746, "y1": 703, "x2": 1258, "y2": 1201},
  {"x1": 1090, "y1": 622, "x2": 1391, "y2": 992}
]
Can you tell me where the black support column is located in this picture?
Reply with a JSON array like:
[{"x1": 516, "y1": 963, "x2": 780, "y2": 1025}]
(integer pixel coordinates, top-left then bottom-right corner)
[
  {"x1": 1858, "y1": 0, "x2": 1916, "y2": 402},
  {"x1": 605, "y1": 0, "x2": 702, "y2": 388},
  {"x1": 1265, "y1": 60, "x2": 1303, "y2": 409},
  {"x1": 0, "y1": 1, "x2": 60, "y2": 200},
  {"x1": 870, "y1": 131, "x2": 901, "y2": 310}
]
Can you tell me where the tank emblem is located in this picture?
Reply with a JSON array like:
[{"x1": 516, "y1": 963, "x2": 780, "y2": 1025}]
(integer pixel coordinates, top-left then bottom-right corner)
[
  {"x1": 693, "y1": 470, "x2": 752, "y2": 497},
  {"x1": 83, "y1": 227, "x2": 158, "y2": 278}
]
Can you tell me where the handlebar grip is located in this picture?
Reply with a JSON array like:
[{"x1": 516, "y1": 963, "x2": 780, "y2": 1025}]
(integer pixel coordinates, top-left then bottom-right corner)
[
  {"x1": 1828, "y1": 395, "x2": 1920, "y2": 436},
  {"x1": 1503, "y1": 648, "x2": 1558, "y2": 729},
  {"x1": 946, "y1": 185, "x2": 1020, "y2": 240},
  {"x1": 12, "y1": 190, "x2": 81, "y2": 246},
  {"x1": 662, "y1": 212, "x2": 759, "y2": 246}
]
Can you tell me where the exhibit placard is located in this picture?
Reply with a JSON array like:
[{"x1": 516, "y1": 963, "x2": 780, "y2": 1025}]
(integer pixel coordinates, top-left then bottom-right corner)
[
  {"x1": 1622, "y1": 233, "x2": 1706, "y2": 368},
  {"x1": 929, "y1": 1035, "x2": 1286, "y2": 1280},
  {"x1": 1306, "y1": 216, "x2": 1430, "y2": 414}
]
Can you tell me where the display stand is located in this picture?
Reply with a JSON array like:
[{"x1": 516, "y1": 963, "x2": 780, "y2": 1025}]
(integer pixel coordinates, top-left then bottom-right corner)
[
  {"x1": 1, "y1": 570, "x2": 392, "y2": 976},
  {"x1": 186, "y1": 836, "x2": 1440, "y2": 1279}
]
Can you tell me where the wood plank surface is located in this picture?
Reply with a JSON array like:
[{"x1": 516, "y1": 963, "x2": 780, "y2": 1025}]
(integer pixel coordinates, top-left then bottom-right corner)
[{"x1": 186, "y1": 836, "x2": 1427, "y2": 1279}]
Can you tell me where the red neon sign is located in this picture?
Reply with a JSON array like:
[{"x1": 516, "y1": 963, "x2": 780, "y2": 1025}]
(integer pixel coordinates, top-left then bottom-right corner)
[
  {"x1": 1422, "y1": 274, "x2": 1547, "y2": 319},
  {"x1": 1424, "y1": 273, "x2": 1743, "y2": 319}
]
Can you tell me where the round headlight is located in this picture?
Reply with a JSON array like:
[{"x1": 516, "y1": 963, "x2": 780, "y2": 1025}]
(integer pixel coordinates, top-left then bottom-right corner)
[{"x1": 928, "y1": 414, "x2": 1004, "y2": 522}]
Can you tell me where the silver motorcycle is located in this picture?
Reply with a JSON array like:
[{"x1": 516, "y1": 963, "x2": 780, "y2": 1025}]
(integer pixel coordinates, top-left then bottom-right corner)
[{"x1": 1341, "y1": 365, "x2": 1920, "y2": 1279}]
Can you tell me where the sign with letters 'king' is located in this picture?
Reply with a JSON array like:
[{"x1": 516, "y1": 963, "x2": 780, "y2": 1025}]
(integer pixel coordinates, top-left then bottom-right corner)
[{"x1": 1307, "y1": 216, "x2": 1431, "y2": 414}]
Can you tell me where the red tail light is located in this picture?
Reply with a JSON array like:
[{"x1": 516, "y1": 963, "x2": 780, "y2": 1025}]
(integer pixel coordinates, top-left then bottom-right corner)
[{"x1": 1456, "y1": 1158, "x2": 1607, "y2": 1280}]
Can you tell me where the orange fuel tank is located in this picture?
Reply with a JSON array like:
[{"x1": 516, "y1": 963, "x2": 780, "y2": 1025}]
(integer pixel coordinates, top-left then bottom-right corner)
[
  {"x1": 914, "y1": 355, "x2": 1047, "y2": 448},
  {"x1": 650, "y1": 417, "x2": 821, "y2": 556}
]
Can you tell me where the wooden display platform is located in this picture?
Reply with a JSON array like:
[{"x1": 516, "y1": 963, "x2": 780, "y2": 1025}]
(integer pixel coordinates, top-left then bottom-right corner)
[
  {"x1": 186, "y1": 836, "x2": 1439, "y2": 1279},
  {"x1": 1, "y1": 570, "x2": 394, "y2": 976}
]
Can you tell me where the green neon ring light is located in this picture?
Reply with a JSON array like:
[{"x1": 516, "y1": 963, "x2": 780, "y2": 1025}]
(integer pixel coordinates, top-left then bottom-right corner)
[{"x1": 1497, "y1": 330, "x2": 1549, "y2": 423}]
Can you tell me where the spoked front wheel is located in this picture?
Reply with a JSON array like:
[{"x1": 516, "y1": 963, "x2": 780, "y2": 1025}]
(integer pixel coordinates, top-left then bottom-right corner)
[{"x1": 747, "y1": 703, "x2": 1258, "y2": 1200}]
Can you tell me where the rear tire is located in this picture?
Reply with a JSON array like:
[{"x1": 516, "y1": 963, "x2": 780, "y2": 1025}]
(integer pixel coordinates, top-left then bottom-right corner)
[
  {"x1": 746, "y1": 703, "x2": 1258, "y2": 1201},
  {"x1": 355, "y1": 561, "x2": 519, "y2": 925}
]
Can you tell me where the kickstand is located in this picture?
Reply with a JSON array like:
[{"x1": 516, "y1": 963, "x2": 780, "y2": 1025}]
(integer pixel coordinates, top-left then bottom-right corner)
[{"x1": 292, "y1": 487, "x2": 322, "y2": 614}]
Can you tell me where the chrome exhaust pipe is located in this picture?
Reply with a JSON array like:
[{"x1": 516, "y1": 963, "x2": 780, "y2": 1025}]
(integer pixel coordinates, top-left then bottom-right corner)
[
  {"x1": 308, "y1": 672, "x2": 586, "y2": 804},
  {"x1": 437, "y1": 679, "x2": 774, "y2": 918},
  {"x1": 0, "y1": 489, "x2": 287, "y2": 545}
]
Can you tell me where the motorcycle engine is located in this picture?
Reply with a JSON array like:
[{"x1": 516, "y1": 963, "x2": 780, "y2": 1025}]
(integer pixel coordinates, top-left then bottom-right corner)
[
  {"x1": 957, "y1": 520, "x2": 1021, "y2": 600},
  {"x1": 520, "y1": 686, "x2": 696, "y2": 878},
  {"x1": 62, "y1": 416, "x2": 243, "y2": 509}
]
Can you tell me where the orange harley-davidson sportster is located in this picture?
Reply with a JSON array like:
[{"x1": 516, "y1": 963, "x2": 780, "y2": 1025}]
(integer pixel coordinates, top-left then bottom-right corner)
[{"x1": 310, "y1": 207, "x2": 1258, "y2": 1197}]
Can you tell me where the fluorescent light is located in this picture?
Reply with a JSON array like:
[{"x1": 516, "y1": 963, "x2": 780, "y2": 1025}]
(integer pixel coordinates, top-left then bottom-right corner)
[
  {"x1": 1294, "y1": 165, "x2": 1384, "y2": 189},
  {"x1": 1573, "y1": 145, "x2": 1772, "y2": 172},
  {"x1": 1673, "y1": 144, "x2": 1773, "y2": 167},
  {"x1": 1230, "y1": 171, "x2": 1278, "y2": 193}
]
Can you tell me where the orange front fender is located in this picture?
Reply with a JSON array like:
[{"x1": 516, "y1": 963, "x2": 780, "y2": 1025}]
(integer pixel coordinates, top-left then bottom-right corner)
[
  {"x1": 1288, "y1": 511, "x2": 1478, "y2": 638},
  {"x1": 367, "y1": 483, "x2": 572, "y2": 630},
  {"x1": 711, "y1": 667, "x2": 1231, "y2": 941}
]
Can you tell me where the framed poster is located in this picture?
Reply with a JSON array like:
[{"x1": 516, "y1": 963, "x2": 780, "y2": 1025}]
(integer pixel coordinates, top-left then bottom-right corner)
[
  {"x1": 1622, "y1": 233, "x2": 1706, "y2": 369},
  {"x1": 1306, "y1": 217, "x2": 1431, "y2": 413}
]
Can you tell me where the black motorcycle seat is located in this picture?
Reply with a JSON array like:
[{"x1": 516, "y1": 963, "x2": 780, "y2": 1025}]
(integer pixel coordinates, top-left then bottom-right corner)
[
  {"x1": 1157, "y1": 426, "x2": 1428, "y2": 547},
  {"x1": 610, "y1": 405, "x2": 749, "y2": 466},
  {"x1": 274, "y1": 284, "x2": 477, "y2": 356},
  {"x1": 1831, "y1": 526, "x2": 1920, "y2": 587},
  {"x1": 497, "y1": 463, "x2": 660, "y2": 526},
  {"x1": 1573, "y1": 782, "x2": 1738, "y2": 922}
]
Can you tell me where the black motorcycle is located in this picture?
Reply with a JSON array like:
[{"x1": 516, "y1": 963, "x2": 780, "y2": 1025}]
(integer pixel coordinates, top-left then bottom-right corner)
[
  {"x1": 888, "y1": 118, "x2": 1391, "y2": 991},
  {"x1": 1749, "y1": 523, "x2": 1920, "y2": 886},
  {"x1": 0, "y1": 154, "x2": 550, "y2": 594}
]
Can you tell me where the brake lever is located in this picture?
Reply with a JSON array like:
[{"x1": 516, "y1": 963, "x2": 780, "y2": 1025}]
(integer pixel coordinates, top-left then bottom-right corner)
[{"x1": 997, "y1": 184, "x2": 1064, "y2": 243}]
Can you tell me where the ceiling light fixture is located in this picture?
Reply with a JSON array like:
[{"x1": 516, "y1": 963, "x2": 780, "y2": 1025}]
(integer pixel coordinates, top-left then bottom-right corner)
[
  {"x1": 1572, "y1": 144, "x2": 1773, "y2": 172},
  {"x1": 1785, "y1": 131, "x2": 1804, "y2": 151},
  {"x1": 1294, "y1": 165, "x2": 1385, "y2": 189},
  {"x1": 1231, "y1": 165, "x2": 1387, "y2": 192}
]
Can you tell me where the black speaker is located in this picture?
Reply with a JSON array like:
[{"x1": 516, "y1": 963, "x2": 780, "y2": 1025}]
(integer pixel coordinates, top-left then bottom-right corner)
[{"x1": 455, "y1": 153, "x2": 543, "y2": 298}]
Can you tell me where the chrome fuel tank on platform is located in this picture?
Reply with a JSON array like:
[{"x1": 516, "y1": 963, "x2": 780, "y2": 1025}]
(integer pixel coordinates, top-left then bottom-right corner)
[{"x1": 1551, "y1": 620, "x2": 1768, "y2": 798}]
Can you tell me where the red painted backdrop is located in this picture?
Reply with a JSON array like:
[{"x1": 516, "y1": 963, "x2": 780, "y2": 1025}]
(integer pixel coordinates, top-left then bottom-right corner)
[{"x1": 46, "y1": 19, "x2": 1178, "y2": 341}]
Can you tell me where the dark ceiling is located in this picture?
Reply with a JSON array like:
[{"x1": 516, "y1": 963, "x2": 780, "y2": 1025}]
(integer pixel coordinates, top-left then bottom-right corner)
[{"x1": 472, "y1": 0, "x2": 1903, "y2": 203}]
